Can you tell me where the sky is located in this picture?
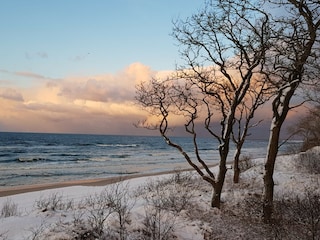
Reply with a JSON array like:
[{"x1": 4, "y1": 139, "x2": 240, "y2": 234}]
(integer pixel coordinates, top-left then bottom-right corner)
[
  {"x1": 0, "y1": 1, "x2": 303, "y2": 137},
  {"x1": 0, "y1": 0, "x2": 206, "y2": 135}
]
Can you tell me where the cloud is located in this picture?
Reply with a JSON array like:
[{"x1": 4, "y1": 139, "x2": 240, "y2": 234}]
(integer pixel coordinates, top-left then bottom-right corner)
[
  {"x1": 14, "y1": 71, "x2": 48, "y2": 80},
  {"x1": 0, "y1": 62, "x2": 303, "y2": 137},
  {"x1": 71, "y1": 53, "x2": 90, "y2": 62},
  {"x1": 0, "y1": 88, "x2": 24, "y2": 101},
  {"x1": 37, "y1": 51, "x2": 48, "y2": 58},
  {"x1": 0, "y1": 69, "x2": 9, "y2": 74},
  {"x1": 0, "y1": 69, "x2": 59, "y2": 82},
  {"x1": 59, "y1": 62, "x2": 154, "y2": 102},
  {"x1": 59, "y1": 78, "x2": 112, "y2": 102},
  {"x1": 0, "y1": 62, "x2": 159, "y2": 134},
  {"x1": 25, "y1": 51, "x2": 48, "y2": 59}
]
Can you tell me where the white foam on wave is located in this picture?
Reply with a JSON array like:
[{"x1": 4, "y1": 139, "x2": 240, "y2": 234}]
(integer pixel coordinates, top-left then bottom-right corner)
[
  {"x1": 17, "y1": 157, "x2": 46, "y2": 162},
  {"x1": 96, "y1": 144, "x2": 138, "y2": 147}
]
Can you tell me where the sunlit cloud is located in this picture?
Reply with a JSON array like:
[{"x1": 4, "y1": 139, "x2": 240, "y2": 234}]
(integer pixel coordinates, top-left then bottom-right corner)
[
  {"x1": 0, "y1": 62, "x2": 161, "y2": 134},
  {"x1": 1, "y1": 69, "x2": 60, "y2": 82},
  {"x1": 59, "y1": 62, "x2": 154, "y2": 103},
  {"x1": 14, "y1": 71, "x2": 49, "y2": 80},
  {"x1": 0, "y1": 88, "x2": 24, "y2": 102},
  {"x1": 0, "y1": 62, "x2": 305, "y2": 137}
]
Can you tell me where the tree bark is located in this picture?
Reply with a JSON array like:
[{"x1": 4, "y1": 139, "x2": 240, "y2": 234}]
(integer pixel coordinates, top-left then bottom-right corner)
[
  {"x1": 233, "y1": 160, "x2": 240, "y2": 184},
  {"x1": 211, "y1": 168, "x2": 227, "y2": 208},
  {"x1": 263, "y1": 121, "x2": 281, "y2": 223},
  {"x1": 211, "y1": 144, "x2": 228, "y2": 208},
  {"x1": 233, "y1": 140, "x2": 244, "y2": 183},
  {"x1": 211, "y1": 184, "x2": 222, "y2": 208}
]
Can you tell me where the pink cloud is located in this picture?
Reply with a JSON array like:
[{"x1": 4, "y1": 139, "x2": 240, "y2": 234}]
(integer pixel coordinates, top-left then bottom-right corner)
[
  {"x1": 0, "y1": 63, "x2": 158, "y2": 134},
  {"x1": 59, "y1": 62, "x2": 154, "y2": 102},
  {"x1": 14, "y1": 71, "x2": 48, "y2": 80},
  {"x1": 0, "y1": 88, "x2": 24, "y2": 101}
]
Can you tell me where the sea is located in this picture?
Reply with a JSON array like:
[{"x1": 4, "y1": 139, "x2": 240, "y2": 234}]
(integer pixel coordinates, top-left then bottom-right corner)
[{"x1": 0, "y1": 132, "x2": 300, "y2": 188}]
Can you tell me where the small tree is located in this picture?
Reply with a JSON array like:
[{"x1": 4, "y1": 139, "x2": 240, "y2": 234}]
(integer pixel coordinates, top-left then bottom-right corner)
[
  {"x1": 136, "y1": 0, "x2": 270, "y2": 208},
  {"x1": 289, "y1": 105, "x2": 320, "y2": 151},
  {"x1": 232, "y1": 80, "x2": 271, "y2": 183}
]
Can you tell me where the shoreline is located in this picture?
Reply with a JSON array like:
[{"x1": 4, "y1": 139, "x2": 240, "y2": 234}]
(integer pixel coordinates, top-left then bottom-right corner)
[{"x1": 0, "y1": 167, "x2": 200, "y2": 197}]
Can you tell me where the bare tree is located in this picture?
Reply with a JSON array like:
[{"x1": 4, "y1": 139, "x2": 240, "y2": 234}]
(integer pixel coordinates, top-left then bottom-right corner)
[
  {"x1": 262, "y1": 0, "x2": 320, "y2": 222},
  {"x1": 232, "y1": 80, "x2": 271, "y2": 183},
  {"x1": 136, "y1": 0, "x2": 270, "y2": 208},
  {"x1": 289, "y1": 105, "x2": 320, "y2": 151}
]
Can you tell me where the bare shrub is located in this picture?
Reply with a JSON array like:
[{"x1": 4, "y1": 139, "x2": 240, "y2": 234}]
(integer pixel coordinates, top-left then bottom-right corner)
[
  {"x1": 72, "y1": 226, "x2": 102, "y2": 240},
  {"x1": 296, "y1": 150, "x2": 320, "y2": 174},
  {"x1": 291, "y1": 188, "x2": 320, "y2": 240},
  {"x1": 83, "y1": 182, "x2": 134, "y2": 239},
  {"x1": 0, "y1": 231, "x2": 8, "y2": 240},
  {"x1": 142, "y1": 193, "x2": 176, "y2": 240},
  {"x1": 36, "y1": 182, "x2": 134, "y2": 240},
  {"x1": 273, "y1": 188, "x2": 320, "y2": 240},
  {"x1": 51, "y1": 208, "x2": 104, "y2": 240},
  {"x1": 135, "y1": 172, "x2": 198, "y2": 239},
  {"x1": 283, "y1": 142, "x2": 303, "y2": 155},
  {"x1": 72, "y1": 209, "x2": 86, "y2": 227},
  {"x1": 1, "y1": 198, "x2": 19, "y2": 218},
  {"x1": 25, "y1": 221, "x2": 47, "y2": 240},
  {"x1": 35, "y1": 192, "x2": 74, "y2": 212},
  {"x1": 234, "y1": 193, "x2": 263, "y2": 221},
  {"x1": 238, "y1": 155, "x2": 255, "y2": 172},
  {"x1": 171, "y1": 169, "x2": 194, "y2": 184},
  {"x1": 85, "y1": 190, "x2": 114, "y2": 236},
  {"x1": 289, "y1": 106, "x2": 320, "y2": 152},
  {"x1": 138, "y1": 171, "x2": 196, "y2": 213},
  {"x1": 225, "y1": 187, "x2": 320, "y2": 240},
  {"x1": 104, "y1": 181, "x2": 134, "y2": 240}
]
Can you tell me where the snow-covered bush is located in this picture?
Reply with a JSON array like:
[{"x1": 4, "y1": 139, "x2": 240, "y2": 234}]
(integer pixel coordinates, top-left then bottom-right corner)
[
  {"x1": 273, "y1": 187, "x2": 320, "y2": 240},
  {"x1": 239, "y1": 155, "x2": 255, "y2": 172},
  {"x1": 35, "y1": 192, "x2": 74, "y2": 212},
  {"x1": 0, "y1": 231, "x2": 8, "y2": 240},
  {"x1": 25, "y1": 221, "x2": 48, "y2": 240},
  {"x1": 135, "y1": 171, "x2": 200, "y2": 239},
  {"x1": 104, "y1": 182, "x2": 134, "y2": 240},
  {"x1": 142, "y1": 188, "x2": 177, "y2": 240},
  {"x1": 296, "y1": 148, "x2": 320, "y2": 174},
  {"x1": 138, "y1": 171, "x2": 197, "y2": 213},
  {"x1": 0, "y1": 198, "x2": 18, "y2": 218},
  {"x1": 76, "y1": 182, "x2": 134, "y2": 239}
]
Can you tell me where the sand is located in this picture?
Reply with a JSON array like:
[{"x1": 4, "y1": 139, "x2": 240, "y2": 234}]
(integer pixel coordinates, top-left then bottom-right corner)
[{"x1": 0, "y1": 168, "x2": 194, "y2": 197}]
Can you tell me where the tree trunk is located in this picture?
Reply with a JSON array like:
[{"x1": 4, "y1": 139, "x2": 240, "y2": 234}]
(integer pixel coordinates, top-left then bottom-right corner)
[
  {"x1": 233, "y1": 142, "x2": 243, "y2": 183},
  {"x1": 233, "y1": 164, "x2": 240, "y2": 184},
  {"x1": 211, "y1": 148, "x2": 228, "y2": 208},
  {"x1": 262, "y1": 121, "x2": 281, "y2": 223},
  {"x1": 211, "y1": 180, "x2": 224, "y2": 208}
]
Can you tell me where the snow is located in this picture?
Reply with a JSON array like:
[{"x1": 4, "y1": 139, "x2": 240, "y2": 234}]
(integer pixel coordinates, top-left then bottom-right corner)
[{"x1": 0, "y1": 147, "x2": 319, "y2": 240}]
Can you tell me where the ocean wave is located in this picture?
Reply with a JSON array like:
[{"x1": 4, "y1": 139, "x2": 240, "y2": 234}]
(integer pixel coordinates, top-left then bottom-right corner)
[
  {"x1": 13, "y1": 150, "x2": 27, "y2": 153},
  {"x1": 88, "y1": 157, "x2": 110, "y2": 162},
  {"x1": 108, "y1": 170, "x2": 140, "y2": 175},
  {"x1": 50, "y1": 153, "x2": 83, "y2": 157},
  {"x1": 109, "y1": 154, "x2": 131, "y2": 159},
  {"x1": 72, "y1": 143, "x2": 95, "y2": 146},
  {"x1": 0, "y1": 153, "x2": 14, "y2": 157},
  {"x1": 45, "y1": 143, "x2": 59, "y2": 146},
  {"x1": 96, "y1": 144, "x2": 139, "y2": 148},
  {"x1": 0, "y1": 159, "x2": 17, "y2": 164},
  {"x1": 17, "y1": 157, "x2": 46, "y2": 162}
]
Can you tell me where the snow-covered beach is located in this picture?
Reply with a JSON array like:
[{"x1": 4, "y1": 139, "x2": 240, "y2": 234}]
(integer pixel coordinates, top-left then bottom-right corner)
[{"x1": 1, "y1": 147, "x2": 319, "y2": 240}]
